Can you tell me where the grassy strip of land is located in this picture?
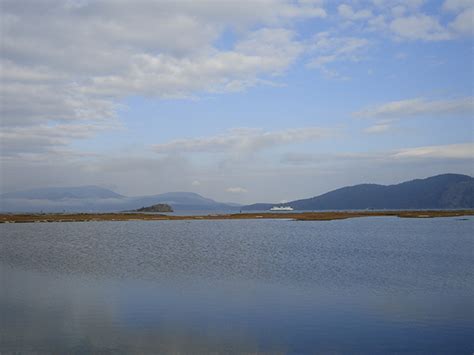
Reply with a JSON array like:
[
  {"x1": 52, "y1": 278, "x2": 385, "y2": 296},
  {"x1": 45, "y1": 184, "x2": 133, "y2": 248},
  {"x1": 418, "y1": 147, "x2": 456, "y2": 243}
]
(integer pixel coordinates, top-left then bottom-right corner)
[{"x1": 0, "y1": 210, "x2": 472, "y2": 223}]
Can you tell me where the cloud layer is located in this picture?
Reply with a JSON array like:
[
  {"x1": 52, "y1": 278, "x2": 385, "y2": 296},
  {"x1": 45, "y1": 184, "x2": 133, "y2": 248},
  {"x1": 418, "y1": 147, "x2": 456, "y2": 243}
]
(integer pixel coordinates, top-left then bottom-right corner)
[
  {"x1": 1, "y1": 0, "x2": 473, "y2": 202},
  {"x1": 355, "y1": 97, "x2": 474, "y2": 119},
  {"x1": 1, "y1": 0, "x2": 325, "y2": 124},
  {"x1": 153, "y1": 127, "x2": 332, "y2": 154}
]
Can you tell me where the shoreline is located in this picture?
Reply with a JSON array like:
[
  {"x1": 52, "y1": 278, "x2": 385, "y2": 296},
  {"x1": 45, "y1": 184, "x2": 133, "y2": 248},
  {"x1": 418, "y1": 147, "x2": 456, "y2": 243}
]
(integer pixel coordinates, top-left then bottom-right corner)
[{"x1": 0, "y1": 210, "x2": 473, "y2": 223}]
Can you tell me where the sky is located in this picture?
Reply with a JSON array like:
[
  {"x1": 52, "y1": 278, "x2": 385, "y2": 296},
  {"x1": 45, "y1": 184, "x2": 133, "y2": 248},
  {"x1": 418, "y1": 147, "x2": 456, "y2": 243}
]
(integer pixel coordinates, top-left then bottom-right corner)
[{"x1": 0, "y1": 0, "x2": 473, "y2": 204}]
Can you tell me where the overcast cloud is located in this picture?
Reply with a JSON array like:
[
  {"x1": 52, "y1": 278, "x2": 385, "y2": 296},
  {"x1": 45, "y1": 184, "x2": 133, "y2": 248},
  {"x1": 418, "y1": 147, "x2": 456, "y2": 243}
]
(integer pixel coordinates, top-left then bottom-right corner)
[{"x1": 0, "y1": 0, "x2": 473, "y2": 203}]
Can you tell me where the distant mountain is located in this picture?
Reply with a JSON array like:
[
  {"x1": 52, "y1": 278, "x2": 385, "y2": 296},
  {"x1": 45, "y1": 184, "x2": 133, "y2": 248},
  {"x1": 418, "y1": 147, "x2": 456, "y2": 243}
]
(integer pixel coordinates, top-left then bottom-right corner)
[
  {"x1": 1, "y1": 186, "x2": 124, "y2": 200},
  {"x1": 3, "y1": 174, "x2": 473, "y2": 213},
  {"x1": 243, "y1": 174, "x2": 474, "y2": 211},
  {"x1": 0, "y1": 187, "x2": 239, "y2": 213}
]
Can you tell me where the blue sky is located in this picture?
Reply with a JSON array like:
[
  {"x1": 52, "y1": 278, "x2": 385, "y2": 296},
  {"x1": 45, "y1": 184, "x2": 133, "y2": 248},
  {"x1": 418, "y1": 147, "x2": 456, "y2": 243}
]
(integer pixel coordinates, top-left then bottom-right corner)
[{"x1": 1, "y1": 0, "x2": 473, "y2": 203}]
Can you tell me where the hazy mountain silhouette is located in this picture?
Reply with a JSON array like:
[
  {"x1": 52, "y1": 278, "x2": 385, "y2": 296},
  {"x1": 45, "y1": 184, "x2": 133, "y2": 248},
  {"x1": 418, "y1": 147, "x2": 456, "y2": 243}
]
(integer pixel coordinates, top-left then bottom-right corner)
[
  {"x1": 0, "y1": 188, "x2": 238, "y2": 213},
  {"x1": 243, "y1": 174, "x2": 474, "y2": 211},
  {"x1": 2, "y1": 174, "x2": 473, "y2": 213},
  {"x1": 0, "y1": 186, "x2": 124, "y2": 200}
]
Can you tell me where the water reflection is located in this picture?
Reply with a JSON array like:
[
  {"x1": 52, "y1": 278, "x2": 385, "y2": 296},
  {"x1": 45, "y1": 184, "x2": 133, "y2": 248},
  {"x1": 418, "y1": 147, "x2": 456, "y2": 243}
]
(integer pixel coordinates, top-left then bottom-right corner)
[{"x1": 1, "y1": 217, "x2": 473, "y2": 353}]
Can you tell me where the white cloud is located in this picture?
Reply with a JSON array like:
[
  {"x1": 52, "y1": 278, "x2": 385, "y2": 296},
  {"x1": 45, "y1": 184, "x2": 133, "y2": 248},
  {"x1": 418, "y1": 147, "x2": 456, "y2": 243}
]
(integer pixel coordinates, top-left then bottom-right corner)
[
  {"x1": 192, "y1": 180, "x2": 201, "y2": 186},
  {"x1": 0, "y1": 77, "x2": 119, "y2": 127},
  {"x1": 392, "y1": 143, "x2": 474, "y2": 159},
  {"x1": 226, "y1": 187, "x2": 248, "y2": 193},
  {"x1": 0, "y1": 123, "x2": 115, "y2": 157},
  {"x1": 1, "y1": 1, "x2": 326, "y2": 66},
  {"x1": 371, "y1": 1, "x2": 474, "y2": 39},
  {"x1": 338, "y1": 4, "x2": 373, "y2": 20},
  {"x1": 443, "y1": 0, "x2": 473, "y2": 12},
  {"x1": 371, "y1": 0, "x2": 425, "y2": 10},
  {"x1": 367, "y1": 14, "x2": 388, "y2": 31},
  {"x1": 364, "y1": 122, "x2": 393, "y2": 133},
  {"x1": 354, "y1": 97, "x2": 474, "y2": 119},
  {"x1": 391, "y1": 5, "x2": 407, "y2": 17},
  {"x1": 85, "y1": 28, "x2": 304, "y2": 98},
  {"x1": 449, "y1": 7, "x2": 474, "y2": 35},
  {"x1": 360, "y1": 97, "x2": 474, "y2": 134},
  {"x1": 153, "y1": 127, "x2": 332, "y2": 154},
  {"x1": 0, "y1": 1, "x2": 318, "y2": 128},
  {"x1": 0, "y1": 0, "x2": 327, "y2": 157},
  {"x1": 1, "y1": 0, "x2": 473, "y2": 202},
  {"x1": 307, "y1": 32, "x2": 370, "y2": 77},
  {"x1": 1, "y1": 0, "x2": 323, "y2": 82},
  {"x1": 282, "y1": 143, "x2": 474, "y2": 164},
  {"x1": 280, "y1": 151, "x2": 380, "y2": 165},
  {"x1": 390, "y1": 15, "x2": 452, "y2": 41},
  {"x1": 405, "y1": 0, "x2": 426, "y2": 9}
]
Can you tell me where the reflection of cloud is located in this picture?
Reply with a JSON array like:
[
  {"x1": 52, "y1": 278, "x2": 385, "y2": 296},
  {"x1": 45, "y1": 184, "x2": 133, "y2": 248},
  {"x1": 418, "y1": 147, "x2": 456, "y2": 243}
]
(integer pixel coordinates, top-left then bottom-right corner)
[{"x1": 3, "y1": 218, "x2": 473, "y2": 354}]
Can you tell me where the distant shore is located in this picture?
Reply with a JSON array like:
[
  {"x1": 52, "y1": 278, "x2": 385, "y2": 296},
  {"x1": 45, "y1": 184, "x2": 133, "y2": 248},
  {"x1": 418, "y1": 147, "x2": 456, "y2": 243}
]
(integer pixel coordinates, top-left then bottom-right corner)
[{"x1": 0, "y1": 210, "x2": 472, "y2": 223}]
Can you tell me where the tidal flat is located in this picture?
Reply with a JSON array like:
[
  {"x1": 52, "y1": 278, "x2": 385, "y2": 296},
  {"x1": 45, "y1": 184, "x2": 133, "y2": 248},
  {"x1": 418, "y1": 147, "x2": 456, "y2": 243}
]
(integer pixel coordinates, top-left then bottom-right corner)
[{"x1": 1, "y1": 209, "x2": 473, "y2": 223}]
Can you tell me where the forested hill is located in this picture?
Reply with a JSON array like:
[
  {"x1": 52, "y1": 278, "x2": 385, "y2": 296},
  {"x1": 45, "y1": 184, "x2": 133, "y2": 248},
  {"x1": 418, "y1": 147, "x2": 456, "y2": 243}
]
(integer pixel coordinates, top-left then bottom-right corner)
[{"x1": 243, "y1": 174, "x2": 474, "y2": 211}]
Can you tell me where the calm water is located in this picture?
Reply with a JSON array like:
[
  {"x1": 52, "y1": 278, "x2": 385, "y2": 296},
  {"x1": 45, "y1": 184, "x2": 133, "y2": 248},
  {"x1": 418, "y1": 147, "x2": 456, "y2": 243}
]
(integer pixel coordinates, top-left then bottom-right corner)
[{"x1": 1, "y1": 217, "x2": 473, "y2": 354}]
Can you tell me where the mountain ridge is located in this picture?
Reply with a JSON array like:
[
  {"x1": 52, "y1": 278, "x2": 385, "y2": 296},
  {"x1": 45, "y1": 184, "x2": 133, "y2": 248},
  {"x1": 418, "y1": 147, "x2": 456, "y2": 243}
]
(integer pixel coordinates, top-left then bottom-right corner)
[
  {"x1": 243, "y1": 173, "x2": 474, "y2": 211},
  {"x1": 2, "y1": 173, "x2": 473, "y2": 212},
  {"x1": 0, "y1": 185, "x2": 124, "y2": 200},
  {"x1": 0, "y1": 188, "x2": 238, "y2": 213}
]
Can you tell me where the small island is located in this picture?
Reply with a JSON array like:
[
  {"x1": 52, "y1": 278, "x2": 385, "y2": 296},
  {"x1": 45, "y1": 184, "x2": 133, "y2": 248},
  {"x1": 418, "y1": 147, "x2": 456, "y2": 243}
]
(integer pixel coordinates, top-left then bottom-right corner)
[{"x1": 132, "y1": 204, "x2": 173, "y2": 213}]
